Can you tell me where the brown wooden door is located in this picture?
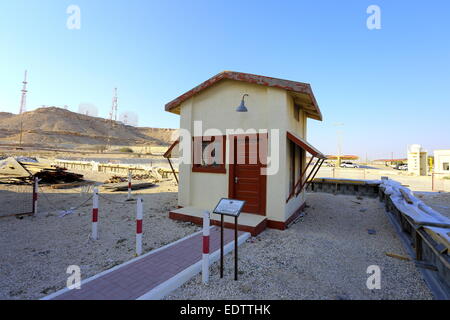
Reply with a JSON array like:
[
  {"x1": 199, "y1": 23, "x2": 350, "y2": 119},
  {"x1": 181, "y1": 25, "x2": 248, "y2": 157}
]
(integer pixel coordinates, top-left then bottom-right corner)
[{"x1": 229, "y1": 135, "x2": 266, "y2": 215}]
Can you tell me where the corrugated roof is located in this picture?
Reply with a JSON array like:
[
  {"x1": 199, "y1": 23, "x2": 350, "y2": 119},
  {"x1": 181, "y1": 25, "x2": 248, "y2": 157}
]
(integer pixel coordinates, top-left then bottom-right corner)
[{"x1": 165, "y1": 71, "x2": 322, "y2": 121}]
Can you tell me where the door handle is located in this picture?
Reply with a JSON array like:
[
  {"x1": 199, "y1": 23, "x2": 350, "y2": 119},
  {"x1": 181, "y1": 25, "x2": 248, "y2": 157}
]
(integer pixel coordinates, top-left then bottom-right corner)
[{"x1": 234, "y1": 177, "x2": 239, "y2": 184}]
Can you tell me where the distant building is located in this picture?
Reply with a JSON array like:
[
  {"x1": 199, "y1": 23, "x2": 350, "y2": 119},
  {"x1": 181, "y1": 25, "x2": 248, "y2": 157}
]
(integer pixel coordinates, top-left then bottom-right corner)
[
  {"x1": 407, "y1": 144, "x2": 427, "y2": 176},
  {"x1": 434, "y1": 150, "x2": 450, "y2": 174}
]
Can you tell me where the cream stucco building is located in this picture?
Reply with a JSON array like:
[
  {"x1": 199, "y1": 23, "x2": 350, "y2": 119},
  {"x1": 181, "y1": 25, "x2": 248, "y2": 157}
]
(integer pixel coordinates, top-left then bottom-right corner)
[
  {"x1": 434, "y1": 150, "x2": 450, "y2": 174},
  {"x1": 164, "y1": 71, "x2": 325, "y2": 235},
  {"x1": 407, "y1": 144, "x2": 428, "y2": 176}
]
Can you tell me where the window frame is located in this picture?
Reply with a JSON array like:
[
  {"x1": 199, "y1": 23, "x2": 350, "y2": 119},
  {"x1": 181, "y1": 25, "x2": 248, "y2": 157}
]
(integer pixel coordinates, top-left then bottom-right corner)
[
  {"x1": 443, "y1": 162, "x2": 450, "y2": 171},
  {"x1": 192, "y1": 135, "x2": 227, "y2": 174},
  {"x1": 289, "y1": 141, "x2": 295, "y2": 194},
  {"x1": 288, "y1": 140, "x2": 304, "y2": 195}
]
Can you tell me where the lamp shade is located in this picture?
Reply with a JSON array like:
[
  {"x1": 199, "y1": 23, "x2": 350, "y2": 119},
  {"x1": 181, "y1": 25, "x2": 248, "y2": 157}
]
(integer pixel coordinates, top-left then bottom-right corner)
[{"x1": 236, "y1": 94, "x2": 249, "y2": 112}]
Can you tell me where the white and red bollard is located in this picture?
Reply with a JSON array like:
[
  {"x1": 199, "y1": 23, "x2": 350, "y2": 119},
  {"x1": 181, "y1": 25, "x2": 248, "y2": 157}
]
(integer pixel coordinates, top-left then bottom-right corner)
[
  {"x1": 91, "y1": 187, "x2": 99, "y2": 240},
  {"x1": 32, "y1": 177, "x2": 39, "y2": 216},
  {"x1": 127, "y1": 171, "x2": 132, "y2": 200},
  {"x1": 136, "y1": 197, "x2": 143, "y2": 256},
  {"x1": 202, "y1": 210, "x2": 210, "y2": 284}
]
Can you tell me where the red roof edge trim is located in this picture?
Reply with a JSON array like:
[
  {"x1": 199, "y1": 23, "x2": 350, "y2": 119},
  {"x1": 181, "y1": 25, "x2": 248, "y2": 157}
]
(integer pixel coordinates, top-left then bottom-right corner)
[{"x1": 287, "y1": 131, "x2": 326, "y2": 160}]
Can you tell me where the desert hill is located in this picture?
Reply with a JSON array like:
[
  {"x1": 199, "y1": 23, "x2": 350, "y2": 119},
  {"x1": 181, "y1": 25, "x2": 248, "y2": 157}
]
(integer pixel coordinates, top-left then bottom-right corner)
[{"x1": 0, "y1": 107, "x2": 176, "y2": 149}]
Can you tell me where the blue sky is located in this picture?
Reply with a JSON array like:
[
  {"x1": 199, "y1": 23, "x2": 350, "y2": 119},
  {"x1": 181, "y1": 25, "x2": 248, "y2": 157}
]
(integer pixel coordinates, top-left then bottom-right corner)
[{"x1": 0, "y1": 0, "x2": 449, "y2": 159}]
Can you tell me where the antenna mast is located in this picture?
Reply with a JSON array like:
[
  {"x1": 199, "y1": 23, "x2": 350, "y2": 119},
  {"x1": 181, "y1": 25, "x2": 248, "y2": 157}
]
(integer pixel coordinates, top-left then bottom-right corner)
[
  {"x1": 110, "y1": 87, "x2": 118, "y2": 122},
  {"x1": 19, "y1": 70, "x2": 28, "y2": 114},
  {"x1": 19, "y1": 70, "x2": 28, "y2": 147},
  {"x1": 107, "y1": 88, "x2": 118, "y2": 150}
]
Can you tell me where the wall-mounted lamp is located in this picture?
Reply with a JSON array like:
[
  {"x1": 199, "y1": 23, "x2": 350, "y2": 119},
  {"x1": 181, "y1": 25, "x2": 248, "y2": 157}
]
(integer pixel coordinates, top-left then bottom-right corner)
[{"x1": 236, "y1": 94, "x2": 249, "y2": 112}]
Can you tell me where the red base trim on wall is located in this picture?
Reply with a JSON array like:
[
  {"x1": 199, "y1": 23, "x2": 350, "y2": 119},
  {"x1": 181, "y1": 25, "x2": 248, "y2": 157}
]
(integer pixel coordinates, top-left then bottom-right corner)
[
  {"x1": 266, "y1": 202, "x2": 306, "y2": 231},
  {"x1": 169, "y1": 211, "x2": 267, "y2": 236},
  {"x1": 169, "y1": 201, "x2": 306, "y2": 236}
]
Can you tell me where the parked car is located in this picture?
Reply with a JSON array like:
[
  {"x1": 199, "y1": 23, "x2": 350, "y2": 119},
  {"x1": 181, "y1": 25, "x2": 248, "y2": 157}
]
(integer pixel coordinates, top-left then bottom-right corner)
[
  {"x1": 394, "y1": 163, "x2": 408, "y2": 170},
  {"x1": 340, "y1": 161, "x2": 359, "y2": 168},
  {"x1": 324, "y1": 162, "x2": 335, "y2": 167}
]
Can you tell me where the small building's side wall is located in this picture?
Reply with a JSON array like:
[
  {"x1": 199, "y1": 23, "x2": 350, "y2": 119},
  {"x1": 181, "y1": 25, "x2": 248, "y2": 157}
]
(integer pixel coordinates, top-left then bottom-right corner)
[
  {"x1": 434, "y1": 150, "x2": 450, "y2": 174},
  {"x1": 264, "y1": 88, "x2": 289, "y2": 223},
  {"x1": 284, "y1": 95, "x2": 308, "y2": 221},
  {"x1": 178, "y1": 98, "x2": 193, "y2": 208}
]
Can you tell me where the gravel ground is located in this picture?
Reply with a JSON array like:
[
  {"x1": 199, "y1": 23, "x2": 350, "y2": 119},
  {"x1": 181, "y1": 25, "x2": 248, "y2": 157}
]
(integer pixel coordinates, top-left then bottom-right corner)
[
  {"x1": 0, "y1": 178, "x2": 199, "y2": 300},
  {"x1": 166, "y1": 193, "x2": 433, "y2": 300}
]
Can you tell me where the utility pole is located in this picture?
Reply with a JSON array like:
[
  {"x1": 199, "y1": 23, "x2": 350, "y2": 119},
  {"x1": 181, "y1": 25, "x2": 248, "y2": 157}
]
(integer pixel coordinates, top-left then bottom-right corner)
[
  {"x1": 109, "y1": 87, "x2": 118, "y2": 122},
  {"x1": 107, "y1": 88, "x2": 118, "y2": 150},
  {"x1": 333, "y1": 123, "x2": 344, "y2": 167},
  {"x1": 18, "y1": 70, "x2": 28, "y2": 148}
]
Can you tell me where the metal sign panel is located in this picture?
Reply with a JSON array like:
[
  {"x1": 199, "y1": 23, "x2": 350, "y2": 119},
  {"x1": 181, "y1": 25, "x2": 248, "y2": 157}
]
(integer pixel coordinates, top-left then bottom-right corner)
[{"x1": 213, "y1": 198, "x2": 245, "y2": 217}]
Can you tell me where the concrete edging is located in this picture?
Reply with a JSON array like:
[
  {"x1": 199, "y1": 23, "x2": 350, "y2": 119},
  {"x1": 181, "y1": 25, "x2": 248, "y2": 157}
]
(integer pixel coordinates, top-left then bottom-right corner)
[
  {"x1": 137, "y1": 231, "x2": 251, "y2": 300},
  {"x1": 41, "y1": 227, "x2": 211, "y2": 300}
]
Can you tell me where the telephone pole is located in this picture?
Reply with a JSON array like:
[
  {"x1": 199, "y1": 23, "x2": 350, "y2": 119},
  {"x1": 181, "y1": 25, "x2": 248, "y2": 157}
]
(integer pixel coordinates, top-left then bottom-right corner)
[{"x1": 333, "y1": 123, "x2": 344, "y2": 167}]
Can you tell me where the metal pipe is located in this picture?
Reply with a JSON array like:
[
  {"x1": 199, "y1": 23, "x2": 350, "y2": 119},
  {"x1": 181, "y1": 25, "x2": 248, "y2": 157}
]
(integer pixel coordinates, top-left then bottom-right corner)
[
  {"x1": 220, "y1": 215, "x2": 224, "y2": 278},
  {"x1": 235, "y1": 216, "x2": 238, "y2": 281},
  {"x1": 202, "y1": 211, "x2": 210, "y2": 284}
]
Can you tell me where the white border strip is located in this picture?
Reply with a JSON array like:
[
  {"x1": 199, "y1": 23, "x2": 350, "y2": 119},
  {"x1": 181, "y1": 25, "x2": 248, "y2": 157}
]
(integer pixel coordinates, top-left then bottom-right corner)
[
  {"x1": 137, "y1": 231, "x2": 251, "y2": 300},
  {"x1": 41, "y1": 227, "x2": 210, "y2": 300}
]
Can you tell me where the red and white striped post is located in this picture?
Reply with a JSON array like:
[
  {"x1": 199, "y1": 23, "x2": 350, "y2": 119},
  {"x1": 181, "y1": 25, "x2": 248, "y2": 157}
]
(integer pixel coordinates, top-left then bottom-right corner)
[
  {"x1": 91, "y1": 187, "x2": 99, "y2": 240},
  {"x1": 32, "y1": 177, "x2": 39, "y2": 216},
  {"x1": 136, "y1": 197, "x2": 143, "y2": 256},
  {"x1": 202, "y1": 210, "x2": 210, "y2": 284},
  {"x1": 127, "y1": 170, "x2": 132, "y2": 200}
]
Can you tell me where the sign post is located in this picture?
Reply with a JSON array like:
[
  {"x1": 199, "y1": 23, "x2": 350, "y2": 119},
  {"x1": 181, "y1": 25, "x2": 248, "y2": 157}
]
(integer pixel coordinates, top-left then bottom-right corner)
[{"x1": 213, "y1": 198, "x2": 245, "y2": 281}]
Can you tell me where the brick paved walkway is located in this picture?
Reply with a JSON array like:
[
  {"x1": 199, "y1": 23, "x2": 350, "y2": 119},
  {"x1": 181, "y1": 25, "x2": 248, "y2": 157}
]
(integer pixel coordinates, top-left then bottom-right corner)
[{"x1": 49, "y1": 226, "x2": 244, "y2": 300}]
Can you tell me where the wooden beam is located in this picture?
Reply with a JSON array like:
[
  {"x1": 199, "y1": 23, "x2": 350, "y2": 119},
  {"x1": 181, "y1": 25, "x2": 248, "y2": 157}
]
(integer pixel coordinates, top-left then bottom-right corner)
[
  {"x1": 299, "y1": 158, "x2": 325, "y2": 196},
  {"x1": 286, "y1": 156, "x2": 314, "y2": 202},
  {"x1": 167, "y1": 157, "x2": 178, "y2": 185}
]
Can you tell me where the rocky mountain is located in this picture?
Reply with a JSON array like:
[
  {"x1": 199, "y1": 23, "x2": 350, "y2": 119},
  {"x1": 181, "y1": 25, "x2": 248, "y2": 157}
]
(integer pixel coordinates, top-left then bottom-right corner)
[{"x1": 0, "y1": 107, "x2": 176, "y2": 149}]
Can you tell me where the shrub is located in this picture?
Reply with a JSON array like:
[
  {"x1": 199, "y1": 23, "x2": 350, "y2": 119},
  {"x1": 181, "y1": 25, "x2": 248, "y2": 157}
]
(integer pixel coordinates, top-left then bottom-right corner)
[{"x1": 117, "y1": 147, "x2": 134, "y2": 153}]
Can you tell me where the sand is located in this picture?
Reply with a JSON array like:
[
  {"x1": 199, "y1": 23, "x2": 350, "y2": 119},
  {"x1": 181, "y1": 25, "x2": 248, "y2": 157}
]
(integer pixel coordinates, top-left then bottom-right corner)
[
  {"x1": 166, "y1": 193, "x2": 432, "y2": 300},
  {"x1": 0, "y1": 170, "x2": 199, "y2": 300},
  {"x1": 0, "y1": 166, "x2": 436, "y2": 300}
]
